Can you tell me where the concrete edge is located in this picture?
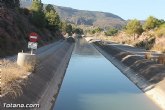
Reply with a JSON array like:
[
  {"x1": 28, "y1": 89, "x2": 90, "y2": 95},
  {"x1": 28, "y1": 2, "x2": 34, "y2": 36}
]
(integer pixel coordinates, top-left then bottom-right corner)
[
  {"x1": 93, "y1": 43, "x2": 165, "y2": 110},
  {"x1": 0, "y1": 41, "x2": 74, "y2": 110},
  {"x1": 35, "y1": 44, "x2": 74, "y2": 110}
]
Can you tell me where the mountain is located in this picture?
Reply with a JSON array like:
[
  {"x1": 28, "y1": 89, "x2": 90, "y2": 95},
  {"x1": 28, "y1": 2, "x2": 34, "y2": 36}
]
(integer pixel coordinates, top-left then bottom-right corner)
[
  {"x1": 20, "y1": 2, "x2": 126, "y2": 28},
  {"x1": 52, "y1": 5, "x2": 126, "y2": 28}
]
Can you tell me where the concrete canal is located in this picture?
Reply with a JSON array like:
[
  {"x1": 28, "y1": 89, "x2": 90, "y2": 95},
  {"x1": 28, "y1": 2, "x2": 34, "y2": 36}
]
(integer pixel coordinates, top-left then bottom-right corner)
[{"x1": 53, "y1": 38, "x2": 160, "y2": 110}]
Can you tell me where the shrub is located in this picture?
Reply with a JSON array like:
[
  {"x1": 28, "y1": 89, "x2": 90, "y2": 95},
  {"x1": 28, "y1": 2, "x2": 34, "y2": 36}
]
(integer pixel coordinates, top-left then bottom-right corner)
[
  {"x1": 143, "y1": 16, "x2": 160, "y2": 30},
  {"x1": 105, "y1": 28, "x2": 118, "y2": 36},
  {"x1": 135, "y1": 37, "x2": 155, "y2": 50},
  {"x1": 125, "y1": 19, "x2": 143, "y2": 37},
  {"x1": 155, "y1": 24, "x2": 165, "y2": 37}
]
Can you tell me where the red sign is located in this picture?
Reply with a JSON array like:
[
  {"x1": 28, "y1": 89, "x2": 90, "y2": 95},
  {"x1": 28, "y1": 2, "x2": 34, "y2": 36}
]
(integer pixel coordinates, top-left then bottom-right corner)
[{"x1": 29, "y1": 32, "x2": 38, "y2": 42}]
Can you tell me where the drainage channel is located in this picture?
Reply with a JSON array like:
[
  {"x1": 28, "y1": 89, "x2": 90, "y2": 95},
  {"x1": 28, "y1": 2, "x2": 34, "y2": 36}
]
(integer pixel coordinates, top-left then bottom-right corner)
[{"x1": 53, "y1": 38, "x2": 160, "y2": 110}]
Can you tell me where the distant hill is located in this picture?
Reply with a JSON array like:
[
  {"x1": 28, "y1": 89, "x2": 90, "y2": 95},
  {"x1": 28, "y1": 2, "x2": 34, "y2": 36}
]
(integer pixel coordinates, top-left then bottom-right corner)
[
  {"x1": 52, "y1": 5, "x2": 126, "y2": 28},
  {"x1": 20, "y1": 2, "x2": 126, "y2": 28}
]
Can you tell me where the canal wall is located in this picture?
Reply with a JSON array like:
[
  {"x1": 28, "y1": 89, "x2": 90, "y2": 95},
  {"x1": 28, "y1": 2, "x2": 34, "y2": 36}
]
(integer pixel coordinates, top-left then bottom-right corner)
[
  {"x1": 93, "y1": 41, "x2": 165, "y2": 110},
  {"x1": 0, "y1": 41, "x2": 74, "y2": 110}
]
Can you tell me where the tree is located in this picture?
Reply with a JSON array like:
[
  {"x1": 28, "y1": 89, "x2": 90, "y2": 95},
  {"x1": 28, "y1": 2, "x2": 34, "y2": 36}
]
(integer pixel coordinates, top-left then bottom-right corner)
[
  {"x1": 31, "y1": 11, "x2": 46, "y2": 28},
  {"x1": 45, "y1": 4, "x2": 60, "y2": 31},
  {"x1": 66, "y1": 24, "x2": 72, "y2": 35},
  {"x1": 73, "y1": 28, "x2": 84, "y2": 34},
  {"x1": 45, "y1": 4, "x2": 55, "y2": 12},
  {"x1": 59, "y1": 22, "x2": 73, "y2": 35},
  {"x1": 31, "y1": 0, "x2": 43, "y2": 12},
  {"x1": 126, "y1": 19, "x2": 143, "y2": 39},
  {"x1": 143, "y1": 16, "x2": 160, "y2": 30},
  {"x1": 60, "y1": 22, "x2": 68, "y2": 33},
  {"x1": 30, "y1": 0, "x2": 46, "y2": 28}
]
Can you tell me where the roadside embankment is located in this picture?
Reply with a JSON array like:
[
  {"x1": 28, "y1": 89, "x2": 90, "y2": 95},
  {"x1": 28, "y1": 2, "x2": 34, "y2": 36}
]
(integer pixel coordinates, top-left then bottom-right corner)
[
  {"x1": 93, "y1": 41, "x2": 165, "y2": 110},
  {"x1": 0, "y1": 40, "x2": 74, "y2": 110}
]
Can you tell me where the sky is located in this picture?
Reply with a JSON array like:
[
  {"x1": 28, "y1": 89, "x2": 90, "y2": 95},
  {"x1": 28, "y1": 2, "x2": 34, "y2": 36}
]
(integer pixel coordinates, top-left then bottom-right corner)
[{"x1": 42, "y1": 0, "x2": 165, "y2": 20}]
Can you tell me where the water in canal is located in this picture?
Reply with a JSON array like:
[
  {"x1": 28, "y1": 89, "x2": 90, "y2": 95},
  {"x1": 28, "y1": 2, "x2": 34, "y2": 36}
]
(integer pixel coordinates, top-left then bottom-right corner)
[{"x1": 53, "y1": 38, "x2": 160, "y2": 110}]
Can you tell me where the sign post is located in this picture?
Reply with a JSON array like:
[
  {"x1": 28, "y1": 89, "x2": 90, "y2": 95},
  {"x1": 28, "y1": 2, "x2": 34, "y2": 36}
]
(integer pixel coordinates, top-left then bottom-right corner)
[
  {"x1": 28, "y1": 32, "x2": 39, "y2": 54},
  {"x1": 17, "y1": 32, "x2": 39, "y2": 67}
]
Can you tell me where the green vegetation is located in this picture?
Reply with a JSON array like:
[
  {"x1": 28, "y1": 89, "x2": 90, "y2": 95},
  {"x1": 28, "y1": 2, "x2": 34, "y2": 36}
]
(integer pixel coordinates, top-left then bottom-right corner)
[
  {"x1": 125, "y1": 19, "x2": 143, "y2": 39},
  {"x1": 30, "y1": 1, "x2": 85, "y2": 36},
  {"x1": 155, "y1": 24, "x2": 165, "y2": 37},
  {"x1": 87, "y1": 27, "x2": 103, "y2": 34},
  {"x1": 60, "y1": 22, "x2": 72, "y2": 35},
  {"x1": 30, "y1": 1, "x2": 46, "y2": 28},
  {"x1": 65, "y1": 24, "x2": 73, "y2": 35},
  {"x1": 45, "y1": 4, "x2": 61, "y2": 31},
  {"x1": 29, "y1": 1, "x2": 86, "y2": 37},
  {"x1": 105, "y1": 28, "x2": 118, "y2": 36},
  {"x1": 143, "y1": 16, "x2": 160, "y2": 30},
  {"x1": 72, "y1": 27, "x2": 84, "y2": 34},
  {"x1": 96, "y1": 15, "x2": 165, "y2": 53}
]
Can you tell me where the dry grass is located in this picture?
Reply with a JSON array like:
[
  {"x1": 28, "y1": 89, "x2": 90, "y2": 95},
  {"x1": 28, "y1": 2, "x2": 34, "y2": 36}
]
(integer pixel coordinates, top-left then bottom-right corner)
[
  {"x1": 157, "y1": 54, "x2": 165, "y2": 64},
  {"x1": 151, "y1": 43, "x2": 165, "y2": 53},
  {"x1": 0, "y1": 59, "x2": 34, "y2": 98},
  {"x1": 144, "y1": 52, "x2": 153, "y2": 60}
]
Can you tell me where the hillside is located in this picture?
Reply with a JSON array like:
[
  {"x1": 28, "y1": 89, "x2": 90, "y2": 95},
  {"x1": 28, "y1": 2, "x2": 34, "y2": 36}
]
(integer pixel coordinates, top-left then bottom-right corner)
[
  {"x1": 21, "y1": 2, "x2": 126, "y2": 28},
  {"x1": 0, "y1": 7, "x2": 63, "y2": 57},
  {"x1": 52, "y1": 5, "x2": 126, "y2": 28}
]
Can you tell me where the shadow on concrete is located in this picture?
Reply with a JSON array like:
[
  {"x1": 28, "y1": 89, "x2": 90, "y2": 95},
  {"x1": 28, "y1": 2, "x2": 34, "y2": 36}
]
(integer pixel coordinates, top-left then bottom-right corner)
[{"x1": 94, "y1": 41, "x2": 165, "y2": 92}]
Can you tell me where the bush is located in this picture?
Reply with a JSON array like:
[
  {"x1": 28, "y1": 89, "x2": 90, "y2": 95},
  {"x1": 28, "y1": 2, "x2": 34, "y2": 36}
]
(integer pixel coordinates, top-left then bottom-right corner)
[
  {"x1": 125, "y1": 19, "x2": 143, "y2": 38},
  {"x1": 105, "y1": 28, "x2": 118, "y2": 36},
  {"x1": 155, "y1": 24, "x2": 165, "y2": 37},
  {"x1": 135, "y1": 37, "x2": 155, "y2": 50},
  {"x1": 143, "y1": 16, "x2": 160, "y2": 30}
]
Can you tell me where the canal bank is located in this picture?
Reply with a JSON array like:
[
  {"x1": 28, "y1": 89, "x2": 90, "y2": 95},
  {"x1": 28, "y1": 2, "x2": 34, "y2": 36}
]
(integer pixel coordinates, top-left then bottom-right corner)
[
  {"x1": 93, "y1": 41, "x2": 165, "y2": 110},
  {"x1": 53, "y1": 38, "x2": 160, "y2": 110},
  {"x1": 0, "y1": 41, "x2": 74, "y2": 110}
]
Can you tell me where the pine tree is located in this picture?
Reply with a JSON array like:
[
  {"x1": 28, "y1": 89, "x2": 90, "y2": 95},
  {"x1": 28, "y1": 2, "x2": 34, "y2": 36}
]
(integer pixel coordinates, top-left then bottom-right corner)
[
  {"x1": 126, "y1": 19, "x2": 143, "y2": 40},
  {"x1": 45, "y1": 4, "x2": 60, "y2": 31},
  {"x1": 30, "y1": 0, "x2": 46, "y2": 28}
]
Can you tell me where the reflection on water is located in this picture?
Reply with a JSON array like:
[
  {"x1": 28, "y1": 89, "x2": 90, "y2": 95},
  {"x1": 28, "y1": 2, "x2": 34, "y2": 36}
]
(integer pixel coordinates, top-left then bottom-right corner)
[
  {"x1": 53, "y1": 38, "x2": 160, "y2": 110},
  {"x1": 74, "y1": 38, "x2": 100, "y2": 57}
]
